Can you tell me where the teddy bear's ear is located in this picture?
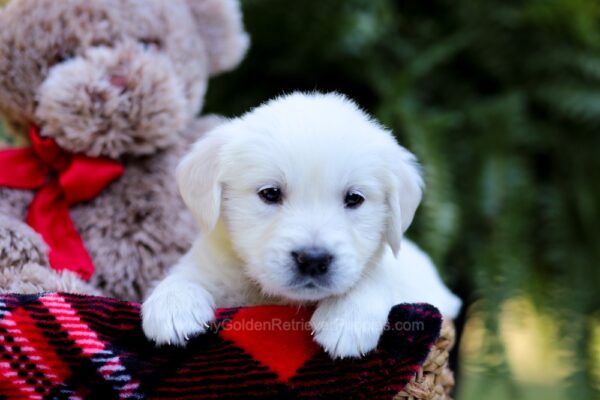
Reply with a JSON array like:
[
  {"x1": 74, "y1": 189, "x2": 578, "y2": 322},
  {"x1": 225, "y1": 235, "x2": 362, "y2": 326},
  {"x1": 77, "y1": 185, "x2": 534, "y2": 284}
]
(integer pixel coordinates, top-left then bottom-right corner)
[{"x1": 186, "y1": 0, "x2": 250, "y2": 76}]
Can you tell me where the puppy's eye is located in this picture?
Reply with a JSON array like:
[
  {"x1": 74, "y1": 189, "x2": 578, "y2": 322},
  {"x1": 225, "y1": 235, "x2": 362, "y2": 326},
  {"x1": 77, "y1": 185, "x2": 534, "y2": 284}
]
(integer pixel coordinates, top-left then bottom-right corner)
[
  {"x1": 344, "y1": 190, "x2": 365, "y2": 209},
  {"x1": 258, "y1": 186, "x2": 283, "y2": 205}
]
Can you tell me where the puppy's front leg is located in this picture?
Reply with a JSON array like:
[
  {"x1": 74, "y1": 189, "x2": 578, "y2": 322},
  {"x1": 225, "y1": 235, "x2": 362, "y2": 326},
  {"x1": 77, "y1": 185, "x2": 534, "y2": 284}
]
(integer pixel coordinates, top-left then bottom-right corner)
[
  {"x1": 311, "y1": 262, "x2": 396, "y2": 359},
  {"x1": 142, "y1": 253, "x2": 215, "y2": 346}
]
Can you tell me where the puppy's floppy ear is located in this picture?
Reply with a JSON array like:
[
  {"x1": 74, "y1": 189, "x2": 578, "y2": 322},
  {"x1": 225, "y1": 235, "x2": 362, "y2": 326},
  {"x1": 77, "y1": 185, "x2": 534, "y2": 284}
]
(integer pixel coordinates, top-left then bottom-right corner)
[
  {"x1": 176, "y1": 128, "x2": 229, "y2": 234},
  {"x1": 185, "y1": 0, "x2": 250, "y2": 75},
  {"x1": 385, "y1": 144, "x2": 424, "y2": 256}
]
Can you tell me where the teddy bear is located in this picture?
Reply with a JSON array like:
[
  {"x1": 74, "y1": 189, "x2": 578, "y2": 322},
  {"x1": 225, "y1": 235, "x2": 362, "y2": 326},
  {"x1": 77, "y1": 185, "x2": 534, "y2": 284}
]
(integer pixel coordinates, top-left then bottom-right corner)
[{"x1": 0, "y1": 0, "x2": 249, "y2": 301}]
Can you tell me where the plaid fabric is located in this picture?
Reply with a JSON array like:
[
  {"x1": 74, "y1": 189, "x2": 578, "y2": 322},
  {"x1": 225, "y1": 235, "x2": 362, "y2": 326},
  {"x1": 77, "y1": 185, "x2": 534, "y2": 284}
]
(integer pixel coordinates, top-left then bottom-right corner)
[{"x1": 0, "y1": 293, "x2": 441, "y2": 399}]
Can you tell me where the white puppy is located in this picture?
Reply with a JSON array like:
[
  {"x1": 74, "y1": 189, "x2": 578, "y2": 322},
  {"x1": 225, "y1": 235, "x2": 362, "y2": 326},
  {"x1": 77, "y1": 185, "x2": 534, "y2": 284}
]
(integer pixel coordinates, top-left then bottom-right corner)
[{"x1": 142, "y1": 92, "x2": 461, "y2": 358}]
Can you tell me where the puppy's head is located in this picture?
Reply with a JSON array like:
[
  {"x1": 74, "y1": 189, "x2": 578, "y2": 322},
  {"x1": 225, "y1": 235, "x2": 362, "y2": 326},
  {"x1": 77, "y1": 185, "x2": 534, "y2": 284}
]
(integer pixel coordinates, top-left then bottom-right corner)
[{"x1": 178, "y1": 93, "x2": 423, "y2": 301}]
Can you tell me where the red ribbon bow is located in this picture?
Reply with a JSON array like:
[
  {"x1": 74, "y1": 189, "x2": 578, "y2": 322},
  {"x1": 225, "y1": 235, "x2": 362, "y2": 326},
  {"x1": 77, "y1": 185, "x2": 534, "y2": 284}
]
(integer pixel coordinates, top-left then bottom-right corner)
[{"x1": 0, "y1": 126, "x2": 123, "y2": 280}]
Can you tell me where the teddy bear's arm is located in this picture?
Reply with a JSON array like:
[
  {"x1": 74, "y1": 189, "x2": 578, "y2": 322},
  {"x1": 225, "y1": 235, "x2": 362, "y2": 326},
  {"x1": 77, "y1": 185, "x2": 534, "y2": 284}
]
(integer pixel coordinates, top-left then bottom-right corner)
[
  {"x1": 0, "y1": 188, "x2": 102, "y2": 295},
  {"x1": 0, "y1": 188, "x2": 50, "y2": 269}
]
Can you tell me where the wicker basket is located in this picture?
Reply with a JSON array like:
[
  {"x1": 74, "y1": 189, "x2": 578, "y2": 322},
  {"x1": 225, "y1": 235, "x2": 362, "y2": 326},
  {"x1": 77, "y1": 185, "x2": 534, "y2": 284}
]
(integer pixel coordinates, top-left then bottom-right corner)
[{"x1": 394, "y1": 320, "x2": 456, "y2": 400}]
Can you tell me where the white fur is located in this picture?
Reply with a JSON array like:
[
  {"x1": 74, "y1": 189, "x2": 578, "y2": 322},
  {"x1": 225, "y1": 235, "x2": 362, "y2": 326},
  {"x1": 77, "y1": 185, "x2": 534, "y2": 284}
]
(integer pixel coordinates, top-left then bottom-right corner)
[{"x1": 142, "y1": 92, "x2": 462, "y2": 358}]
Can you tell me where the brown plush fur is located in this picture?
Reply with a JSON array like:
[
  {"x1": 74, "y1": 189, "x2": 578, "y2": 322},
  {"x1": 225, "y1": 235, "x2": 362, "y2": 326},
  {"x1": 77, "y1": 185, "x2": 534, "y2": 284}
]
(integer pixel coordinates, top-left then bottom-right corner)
[{"x1": 0, "y1": 0, "x2": 248, "y2": 300}]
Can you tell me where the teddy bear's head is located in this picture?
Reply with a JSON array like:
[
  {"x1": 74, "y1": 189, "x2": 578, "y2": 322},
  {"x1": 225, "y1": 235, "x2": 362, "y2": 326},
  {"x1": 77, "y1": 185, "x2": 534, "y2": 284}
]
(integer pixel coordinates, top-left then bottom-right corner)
[{"x1": 0, "y1": 0, "x2": 248, "y2": 158}]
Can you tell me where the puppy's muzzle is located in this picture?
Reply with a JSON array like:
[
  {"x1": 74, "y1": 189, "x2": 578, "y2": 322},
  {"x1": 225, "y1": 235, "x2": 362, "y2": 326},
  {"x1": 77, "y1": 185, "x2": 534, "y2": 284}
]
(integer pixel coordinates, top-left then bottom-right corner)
[{"x1": 291, "y1": 247, "x2": 333, "y2": 277}]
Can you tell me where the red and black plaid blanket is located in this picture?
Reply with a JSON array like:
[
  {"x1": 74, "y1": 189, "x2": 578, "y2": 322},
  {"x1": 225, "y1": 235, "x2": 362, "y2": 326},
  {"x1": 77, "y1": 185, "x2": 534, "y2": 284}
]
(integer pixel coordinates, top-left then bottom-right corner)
[{"x1": 0, "y1": 293, "x2": 441, "y2": 399}]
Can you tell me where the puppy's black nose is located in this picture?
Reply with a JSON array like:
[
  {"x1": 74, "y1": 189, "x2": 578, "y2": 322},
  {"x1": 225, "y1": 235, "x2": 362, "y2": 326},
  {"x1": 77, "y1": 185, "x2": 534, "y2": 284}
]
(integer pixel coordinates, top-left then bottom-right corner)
[{"x1": 291, "y1": 247, "x2": 333, "y2": 277}]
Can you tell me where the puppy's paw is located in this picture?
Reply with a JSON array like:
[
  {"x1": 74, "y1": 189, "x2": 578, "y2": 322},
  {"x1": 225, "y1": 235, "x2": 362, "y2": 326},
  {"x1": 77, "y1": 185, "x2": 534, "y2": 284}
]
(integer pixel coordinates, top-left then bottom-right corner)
[
  {"x1": 142, "y1": 281, "x2": 215, "y2": 346},
  {"x1": 310, "y1": 299, "x2": 389, "y2": 359}
]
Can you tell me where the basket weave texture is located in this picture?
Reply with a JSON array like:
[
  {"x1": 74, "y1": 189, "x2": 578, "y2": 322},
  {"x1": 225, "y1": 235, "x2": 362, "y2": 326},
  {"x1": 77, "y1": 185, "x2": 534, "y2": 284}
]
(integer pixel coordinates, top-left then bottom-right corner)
[{"x1": 394, "y1": 320, "x2": 456, "y2": 400}]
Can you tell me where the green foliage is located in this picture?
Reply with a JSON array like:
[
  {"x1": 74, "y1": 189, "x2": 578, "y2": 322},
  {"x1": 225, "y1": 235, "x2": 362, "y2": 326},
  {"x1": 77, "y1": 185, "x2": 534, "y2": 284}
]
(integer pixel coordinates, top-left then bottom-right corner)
[{"x1": 206, "y1": 0, "x2": 600, "y2": 398}]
